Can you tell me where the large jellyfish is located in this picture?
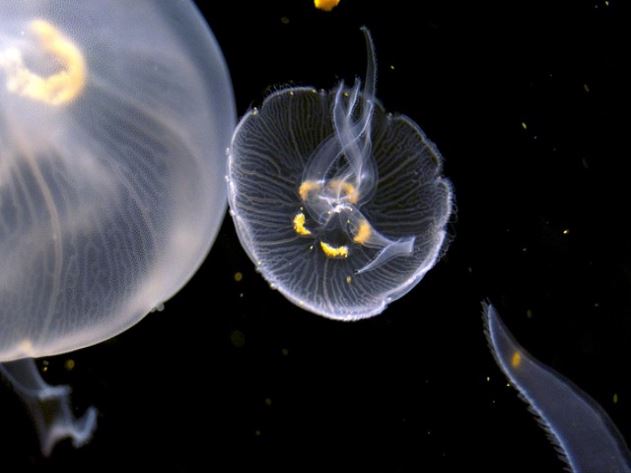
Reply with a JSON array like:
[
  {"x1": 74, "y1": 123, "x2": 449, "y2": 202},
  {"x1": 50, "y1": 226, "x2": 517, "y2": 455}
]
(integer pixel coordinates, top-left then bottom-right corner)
[
  {"x1": 0, "y1": 0, "x2": 235, "y2": 453},
  {"x1": 228, "y1": 28, "x2": 453, "y2": 320},
  {"x1": 484, "y1": 303, "x2": 631, "y2": 473}
]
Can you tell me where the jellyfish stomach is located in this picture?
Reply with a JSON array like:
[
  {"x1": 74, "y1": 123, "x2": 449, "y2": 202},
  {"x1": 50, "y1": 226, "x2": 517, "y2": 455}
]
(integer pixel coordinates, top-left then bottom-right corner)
[{"x1": 294, "y1": 178, "x2": 415, "y2": 273}]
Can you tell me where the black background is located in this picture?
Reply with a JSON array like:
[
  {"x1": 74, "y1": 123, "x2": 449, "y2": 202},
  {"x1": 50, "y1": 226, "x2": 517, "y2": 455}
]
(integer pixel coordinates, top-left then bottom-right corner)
[{"x1": 1, "y1": 0, "x2": 628, "y2": 471}]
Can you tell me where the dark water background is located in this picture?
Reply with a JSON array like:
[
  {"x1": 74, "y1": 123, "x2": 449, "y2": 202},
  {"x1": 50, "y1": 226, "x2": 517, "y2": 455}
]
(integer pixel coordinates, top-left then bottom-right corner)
[{"x1": 0, "y1": 0, "x2": 628, "y2": 471}]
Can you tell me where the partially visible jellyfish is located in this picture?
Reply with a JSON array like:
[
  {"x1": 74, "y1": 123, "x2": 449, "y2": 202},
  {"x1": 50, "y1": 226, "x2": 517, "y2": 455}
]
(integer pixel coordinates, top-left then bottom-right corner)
[
  {"x1": 484, "y1": 303, "x2": 631, "y2": 473},
  {"x1": 228, "y1": 28, "x2": 453, "y2": 320},
  {"x1": 314, "y1": 0, "x2": 341, "y2": 12},
  {"x1": 0, "y1": 1, "x2": 235, "y2": 453}
]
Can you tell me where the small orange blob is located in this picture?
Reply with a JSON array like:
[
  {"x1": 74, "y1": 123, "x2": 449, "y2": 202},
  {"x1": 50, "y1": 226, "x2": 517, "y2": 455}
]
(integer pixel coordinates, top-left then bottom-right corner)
[
  {"x1": 293, "y1": 212, "x2": 312, "y2": 236},
  {"x1": 298, "y1": 180, "x2": 321, "y2": 201},
  {"x1": 328, "y1": 179, "x2": 359, "y2": 204},
  {"x1": 314, "y1": 0, "x2": 341, "y2": 12},
  {"x1": 320, "y1": 241, "x2": 349, "y2": 258},
  {"x1": 352, "y1": 219, "x2": 372, "y2": 245},
  {"x1": 511, "y1": 351, "x2": 522, "y2": 368}
]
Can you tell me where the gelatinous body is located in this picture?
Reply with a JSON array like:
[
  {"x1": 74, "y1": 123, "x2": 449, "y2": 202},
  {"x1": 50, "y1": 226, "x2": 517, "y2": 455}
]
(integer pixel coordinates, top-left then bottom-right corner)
[
  {"x1": 484, "y1": 303, "x2": 631, "y2": 473},
  {"x1": 228, "y1": 28, "x2": 452, "y2": 319},
  {"x1": 0, "y1": 1, "x2": 235, "y2": 361},
  {"x1": 0, "y1": 0, "x2": 235, "y2": 455}
]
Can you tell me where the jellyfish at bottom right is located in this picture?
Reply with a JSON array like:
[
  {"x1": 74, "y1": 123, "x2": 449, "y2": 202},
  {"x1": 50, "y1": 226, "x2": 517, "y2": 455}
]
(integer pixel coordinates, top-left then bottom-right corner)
[{"x1": 483, "y1": 303, "x2": 631, "y2": 473}]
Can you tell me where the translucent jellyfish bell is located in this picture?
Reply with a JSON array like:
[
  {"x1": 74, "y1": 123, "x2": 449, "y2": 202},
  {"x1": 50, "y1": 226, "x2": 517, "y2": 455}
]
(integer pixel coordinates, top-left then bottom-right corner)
[
  {"x1": 0, "y1": 1, "x2": 235, "y2": 360},
  {"x1": 0, "y1": 0, "x2": 235, "y2": 453},
  {"x1": 228, "y1": 28, "x2": 453, "y2": 320}
]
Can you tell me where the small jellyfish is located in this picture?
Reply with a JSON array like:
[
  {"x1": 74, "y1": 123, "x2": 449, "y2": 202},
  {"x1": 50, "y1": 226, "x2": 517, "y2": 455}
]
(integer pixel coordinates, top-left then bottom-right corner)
[
  {"x1": 484, "y1": 303, "x2": 631, "y2": 473},
  {"x1": 228, "y1": 28, "x2": 453, "y2": 320},
  {"x1": 0, "y1": 1, "x2": 235, "y2": 453}
]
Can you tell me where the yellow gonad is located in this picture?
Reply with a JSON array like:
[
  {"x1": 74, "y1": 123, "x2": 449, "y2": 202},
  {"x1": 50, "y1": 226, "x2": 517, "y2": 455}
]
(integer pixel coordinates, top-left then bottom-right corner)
[
  {"x1": 352, "y1": 219, "x2": 372, "y2": 245},
  {"x1": 293, "y1": 212, "x2": 312, "y2": 236},
  {"x1": 0, "y1": 19, "x2": 86, "y2": 106},
  {"x1": 314, "y1": 0, "x2": 341, "y2": 12},
  {"x1": 320, "y1": 241, "x2": 348, "y2": 258},
  {"x1": 511, "y1": 350, "x2": 522, "y2": 368},
  {"x1": 328, "y1": 179, "x2": 359, "y2": 204},
  {"x1": 298, "y1": 180, "x2": 322, "y2": 201}
]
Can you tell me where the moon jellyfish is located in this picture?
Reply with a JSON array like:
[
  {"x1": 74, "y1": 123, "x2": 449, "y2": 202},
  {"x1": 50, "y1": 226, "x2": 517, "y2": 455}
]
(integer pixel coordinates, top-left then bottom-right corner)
[
  {"x1": 228, "y1": 28, "x2": 453, "y2": 320},
  {"x1": 484, "y1": 303, "x2": 631, "y2": 473},
  {"x1": 0, "y1": 0, "x2": 235, "y2": 453}
]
